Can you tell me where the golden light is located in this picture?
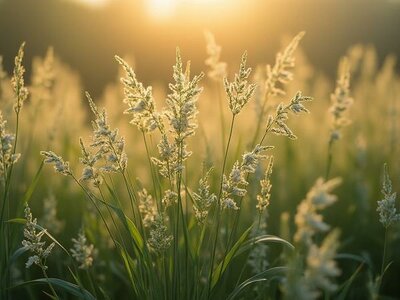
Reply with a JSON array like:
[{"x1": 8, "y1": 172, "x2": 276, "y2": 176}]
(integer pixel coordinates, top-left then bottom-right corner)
[
  {"x1": 146, "y1": 0, "x2": 235, "y2": 19},
  {"x1": 148, "y1": 0, "x2": 177, "y2": 17}
]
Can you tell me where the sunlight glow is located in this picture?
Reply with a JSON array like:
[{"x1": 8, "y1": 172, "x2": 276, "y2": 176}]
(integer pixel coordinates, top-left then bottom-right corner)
[
  {"x1": 148, "y1": 0, "x2": 177, "y2": 17},
  {"x1": 147, "y1": 0, "x2": 233, "y2": 18}
]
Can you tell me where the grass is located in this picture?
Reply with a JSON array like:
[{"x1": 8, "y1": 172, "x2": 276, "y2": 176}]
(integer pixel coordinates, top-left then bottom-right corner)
[{"x1": 0, "y1": 31, "x2": 399, "y2": 300}]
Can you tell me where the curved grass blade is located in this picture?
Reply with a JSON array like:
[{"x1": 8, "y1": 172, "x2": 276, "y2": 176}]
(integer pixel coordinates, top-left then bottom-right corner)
[
  {"x1": 211, "y1": 226, "x2": 252, "y2": 289},
  {"x1": 336, "y1": 263, "x2": 364, "y2": 300},
  {"x1": 10, "y1": 278, "x2": 95, "y2": 299},
  {"x1": 236, "y1": 235, "x2": 295, "y2": 257},
  {"x1": 227, "y1": 266, "x2": 287, "y2": 300}
]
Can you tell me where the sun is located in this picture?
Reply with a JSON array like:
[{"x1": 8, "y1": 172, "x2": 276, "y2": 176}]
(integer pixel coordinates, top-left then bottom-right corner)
[{"x1": 148, "y1": 0, "x2": 177, "y2": 17}]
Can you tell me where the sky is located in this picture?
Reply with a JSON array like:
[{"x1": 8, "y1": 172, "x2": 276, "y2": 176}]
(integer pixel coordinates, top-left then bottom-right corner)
[{"x1": 0, "y1": 0, "x2": 400, "y2": 95}]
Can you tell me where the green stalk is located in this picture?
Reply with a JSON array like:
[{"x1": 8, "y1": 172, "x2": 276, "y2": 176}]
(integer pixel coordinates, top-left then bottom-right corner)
[
  {"x1": 378, "y1": 227, "x2": 388, "y2": 294},
  {"x1": 219, "y1": 104, "x2": 292, "y2": 288},
  {"x1": 216, "y1": 81, "x2": 227, "y2": 158},
  {"x1": 42, "y1": 267, "x2": 59, "y2": 300},
  {"x1": 206, "y1": 114, "x2": 236, "y2": 298},
  {"x1": 325, "y1": 137, "x2": 334, "y2": 180},
  {"x1": 86, "y1": 269, "x2": 98, "y2": 299},
  {"x1": 142, "y1": 132, "x2": 160, "y2": 209},
  {"x1": 0, "y1": 112, "x2": 20, "y2": 300}
]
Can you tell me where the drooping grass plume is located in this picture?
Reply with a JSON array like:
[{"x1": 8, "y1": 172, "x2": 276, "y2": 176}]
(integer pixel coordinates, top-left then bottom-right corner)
[
  {"x1": 284, "y1": 179, "x2": 342, "y2": 300},
  {"x1": 70, "y1": 229, "x2": 95, "y2": 270},
  {"x1": 261, "y1": 91, "x2": 312, "y2": 142},
  {"x1": 294, "y1": 177, "x2": 341, "y2": 247},
  {"x1": 204, "y1": 31, "x2": 227, "y2": 81},
  {"x1": 115, "y1": 55, "x2": 163, "y2": 133},
  {"x1": 40, "y1": 191, "x2": 64, "y2": 234},
  {"x1": 40, "y1": 150, "x2": 72, "y2": 176},
  {"x1": 265, "y1": 31, "x2": 305, "y2": 97}
]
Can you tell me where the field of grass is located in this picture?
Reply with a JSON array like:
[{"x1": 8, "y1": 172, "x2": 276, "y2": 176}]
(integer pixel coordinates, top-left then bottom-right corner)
[{"x1": 0, "y1": 30, "x2": 400, "y2": 299}]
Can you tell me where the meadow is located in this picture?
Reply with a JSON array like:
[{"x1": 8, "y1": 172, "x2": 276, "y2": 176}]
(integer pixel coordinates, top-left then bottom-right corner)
[{"x1": 0, "y1": 30, "x2": 399, "y2": 299}]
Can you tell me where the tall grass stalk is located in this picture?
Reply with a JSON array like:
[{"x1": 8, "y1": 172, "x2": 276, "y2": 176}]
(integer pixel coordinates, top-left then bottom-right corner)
[{"x1": 207, "y1": 114, "x2": 236, "y2": 298}]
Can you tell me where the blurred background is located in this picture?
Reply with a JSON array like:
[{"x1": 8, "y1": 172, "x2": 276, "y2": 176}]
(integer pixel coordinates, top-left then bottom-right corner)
[{"x1": 1, "y1": 0, "x2": 400, "y2": 96}]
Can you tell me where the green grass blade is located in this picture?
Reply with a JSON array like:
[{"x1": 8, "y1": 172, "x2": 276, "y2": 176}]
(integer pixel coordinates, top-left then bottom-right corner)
[
  {"x1": 227, "y1": 266, "x2": 287, "y2": 300},
  {"x1": 10, "y1": 278, "x2": 95, "y2": 299},
  {"x1": 211, "y1": 226, "x2": 252, "y2": 289}
]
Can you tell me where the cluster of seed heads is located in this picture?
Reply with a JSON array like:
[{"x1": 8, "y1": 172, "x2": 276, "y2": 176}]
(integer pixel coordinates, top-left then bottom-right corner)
[
  {"x1": 377, "y1": 163, "x2": 400, "y2": 228},
  {"x1": 11, "y1": 43, "x2": 29, "y2": 114},
  {"x1": 70, "y1": 229, "x2": 95, "y2": 270},
  {"x1": 22, "y1": 205, "x2": 55, "y2": 270},
  {"x1": 0, "y1": 112, "x2": 20, "y2": 179},
  {"x1": 329, "y1": 58, "x2": 353, "y2": 142},
  {"x1": 204, "y1": 31, "x2": 227, "y2": 81},
  {"x1": 265, "y1": 31, "x2": 305, "y2": 97},
  {"x1": 115, "y1": 55, "x2": 163, "y2": 133},
  {"x1": 221, "y1": 144, "x2": 273, "y2": 210},
  {"x1": 224, "y1": 52, "x2": 257, "y2": 115},
  {"x1": 192, "y1": 169, "x2": 217, "y2": 224}
]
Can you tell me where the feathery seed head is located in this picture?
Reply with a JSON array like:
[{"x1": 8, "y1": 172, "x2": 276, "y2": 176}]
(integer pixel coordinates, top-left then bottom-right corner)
[
  {"x1": 0, "y1": 112, "x2": 20, "y2": 179},
  {"x1": 71, "y1": 229, "x2": 95, "y2": 270},
  {"x1": 12, "y1": 42, "x2": 29, "y2": 114},
  {"x1": 305, "y1": 230, "x2": 341, "y2": 293},
  {"x1": 222, "y1": 145, "x2": 272, "y2": 210},
  {"x1": 115, "y1": 55, "x2": 163, "y2": 133},
  {"x1": 329, "y1": 57, "x2": 353, "y2": 141},
  {"x1": 193, "y1": 169, "x2": 217, "y2": 223},
  {"x1": 148, "y1": 215, "x2": 173, "y2": 253},
  {"x1": 204, "y1": 31, "x2": 227, "y2": 81},
  {"x1": 224, "y1": 51, "x2": 256, "y2": 115},
  {"x1": 86, "y1": 92, "x2": 128, "y2": 173},
  {"x1": 166, "y1": 48, "x2": 204, "y2": 141},
  {"x1": 22, "y1": 204, "x2": 55, "y2": 270},
  {"x1": 265, "y1": 32, "x2": 305, "y2": 97},
  {"x1": 40, "y1": 150, "x2": 72, "y2": 176},
  {"x1": 256, "y1": 156, "x2": 274, "y2": 212},
  {"x1": 32, "y1": 47, "x2": 55, "y2": 101},
  {"x1": 41, "y1": 192, "x2": 64, "y2": 234},
  {"x1": 377, "y1": 163, "x2": 400, "y2": 228},
  {"x1": 294, "y1": 178, "x2": 341, "y2": 247},
  {"x1": 138, "y1": 188, "x2": 158, "y2": 227},
  {"x1": 162, "y1": 189, "x2": 178, "y2": 208}
]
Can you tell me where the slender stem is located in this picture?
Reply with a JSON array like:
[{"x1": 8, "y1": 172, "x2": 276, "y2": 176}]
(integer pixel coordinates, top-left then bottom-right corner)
[
  {"x1": 325, "y1": 138, "x2": 334, "y2": 180},
  {"x1": 42, "y1": 267, "x2": 59, "y2": 299},
  {"x1": 142, "y1": 132, "x2": 160, "y2": 208},
  {"x1": 251, "y1": 96, "x2": 269, "y2": 148},
  {"x1": 0, "y1": 112, "x2": 20, "y2": 300},
  {"x1": 216, "y1": 81, "x2": 227, "y2": 158},
  {"x1": 220, "y1": 104, "x2": 292, "y2": 287},
  {"x1": 86, "y1": 269, "x2": 98, "y2": 299},
  {"x1": 380, "y1": 228, "x2": 388, "y2": 283},
  {"x1": 71, "y1": 175, "x2": 118, "y2": 249},
  {"x1": 207, "y1": 114, "x2": 236, "y2": 298}
]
